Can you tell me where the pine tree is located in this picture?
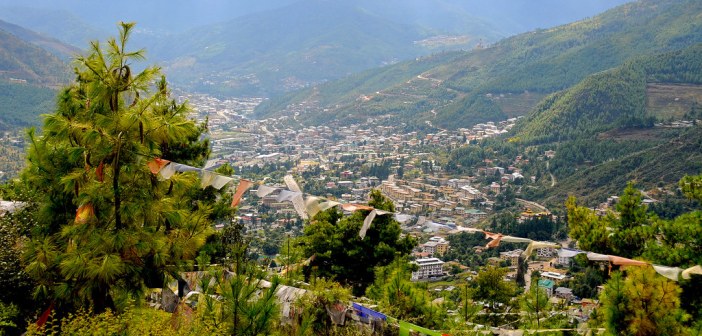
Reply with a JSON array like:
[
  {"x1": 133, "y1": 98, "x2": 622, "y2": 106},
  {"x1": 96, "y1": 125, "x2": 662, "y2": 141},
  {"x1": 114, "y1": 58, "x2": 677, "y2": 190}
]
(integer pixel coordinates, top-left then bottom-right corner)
[{"x1": 21, "y1": 22, "x2": 213, "y2": 312}]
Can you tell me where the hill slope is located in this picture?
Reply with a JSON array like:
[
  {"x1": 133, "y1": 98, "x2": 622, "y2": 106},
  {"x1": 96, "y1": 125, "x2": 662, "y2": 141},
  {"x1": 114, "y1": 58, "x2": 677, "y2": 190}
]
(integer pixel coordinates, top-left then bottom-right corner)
[
  {"x1": 511, "y1": 44, "x2": 702, "y2": 144},
  {"x1": 536, "y1": 126, "x2": 702, "y2": 207},
  {"x1": 255, "y1": 0, "x2": 702, "y2": 128}
]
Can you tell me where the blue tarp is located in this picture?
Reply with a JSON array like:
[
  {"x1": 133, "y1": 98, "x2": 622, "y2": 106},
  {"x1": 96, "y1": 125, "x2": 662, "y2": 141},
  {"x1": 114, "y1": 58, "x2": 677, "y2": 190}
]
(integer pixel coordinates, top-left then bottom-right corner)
[{"x1": 352, "y1": 302, "x2": 387, "y2": 321}]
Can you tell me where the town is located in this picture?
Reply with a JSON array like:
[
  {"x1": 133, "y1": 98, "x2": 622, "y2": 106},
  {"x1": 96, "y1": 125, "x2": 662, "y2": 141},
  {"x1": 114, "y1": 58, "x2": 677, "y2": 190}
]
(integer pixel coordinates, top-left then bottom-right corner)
[{"x1": 172, "y1": 91, "x2": 613, "y2": 327}]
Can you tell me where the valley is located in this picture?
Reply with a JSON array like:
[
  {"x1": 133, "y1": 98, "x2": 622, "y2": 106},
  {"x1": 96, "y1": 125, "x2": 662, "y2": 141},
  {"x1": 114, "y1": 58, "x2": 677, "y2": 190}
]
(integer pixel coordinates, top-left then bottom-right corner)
[{"x1": 1, "y1": 1, "x2": 702, "y2": 335}]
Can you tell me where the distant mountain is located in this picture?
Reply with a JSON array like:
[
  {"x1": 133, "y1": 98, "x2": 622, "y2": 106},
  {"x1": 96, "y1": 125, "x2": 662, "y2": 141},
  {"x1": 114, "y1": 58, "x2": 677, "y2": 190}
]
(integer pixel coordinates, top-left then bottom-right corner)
[
  {"x1": 0, "y1": 23, "x2": 69, "y2": 132},
  {"x1": 0, "y1": 0, "x2": 632, "y2": 97},
  {"x1": 0, "y1": 6, "x2": 106, "y2": 49},
  {"x1": 0, "y1": 19, "x2": 80, "y2": 60},
  {"x1": 153, "y1": 0, "x2": 502, "y2": 97},
  {"x1": 255, "y1": 0, "x2": 702, "y2": 128}
]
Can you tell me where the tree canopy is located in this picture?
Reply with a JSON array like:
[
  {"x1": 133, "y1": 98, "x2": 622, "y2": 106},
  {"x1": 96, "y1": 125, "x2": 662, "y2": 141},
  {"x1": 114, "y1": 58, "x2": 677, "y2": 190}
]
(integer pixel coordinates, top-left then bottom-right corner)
[
  {"x1": 300, "y1": 190, "x2": 415, "y2": 295},
  {"x1": 19, "y1": 22, "x2": 215, "y2": 312}
]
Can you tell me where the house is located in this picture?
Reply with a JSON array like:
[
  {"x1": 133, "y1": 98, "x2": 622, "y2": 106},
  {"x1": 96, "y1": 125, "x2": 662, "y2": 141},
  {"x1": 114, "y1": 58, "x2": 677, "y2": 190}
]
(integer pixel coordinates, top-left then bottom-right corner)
[
  {"x1": 540, "y1": 271, "x2": 568, "y2": 283},
  {"x1": 422, "y1": 237, "x2": 450, "y2": 256},
  {"x1": 536, "y1": 247, "x2": 557, "y2": 259},
  {"x1": 555, "y1": 287, "x2": 574, "y2": 300},
  {"x1": 411, "y1": 258, "x2": 445, "y2": 281},
  {"x1": 538, "y1": 279, "x2": 555, "y2": 297},
  {"x1": 490, "y1": 182, "x2": 501, "y2": 194},
  {"x1": 499, "y1": 249, "x2": 524, "y2": 266},
  {"x1": 465, "y1": 209, "x2": 488, "y2": 219}
]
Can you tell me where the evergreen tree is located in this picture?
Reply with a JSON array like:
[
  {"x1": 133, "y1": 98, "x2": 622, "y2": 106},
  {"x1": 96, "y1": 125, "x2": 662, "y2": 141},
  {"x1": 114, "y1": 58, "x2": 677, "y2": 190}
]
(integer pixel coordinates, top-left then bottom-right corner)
[
  {"x1": 300, "y1": 190, "x2": 415, "y2": 295},
  {"x1": 598, "y1": 268, "x2": 687, "y2": 336},
  {"x1": 21, "y1": 23, "x2": 213, "y2": 312}
]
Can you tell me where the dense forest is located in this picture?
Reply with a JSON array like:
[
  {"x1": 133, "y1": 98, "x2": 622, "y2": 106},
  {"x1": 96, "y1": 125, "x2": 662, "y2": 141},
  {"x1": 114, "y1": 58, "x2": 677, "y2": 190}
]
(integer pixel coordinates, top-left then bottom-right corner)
[{"x1": 0, "y1": 82, "x2": 56, "y2": 131}]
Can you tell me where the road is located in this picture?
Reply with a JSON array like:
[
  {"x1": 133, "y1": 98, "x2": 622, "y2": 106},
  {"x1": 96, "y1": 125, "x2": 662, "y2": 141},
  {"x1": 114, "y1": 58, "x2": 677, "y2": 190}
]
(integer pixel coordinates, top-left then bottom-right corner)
[
  {"x1": 546, "y1": 161, "x2": 556, "y2": 187},
  {"x1": 516, "y1": 198, "x2": 551, "y2": 214}
]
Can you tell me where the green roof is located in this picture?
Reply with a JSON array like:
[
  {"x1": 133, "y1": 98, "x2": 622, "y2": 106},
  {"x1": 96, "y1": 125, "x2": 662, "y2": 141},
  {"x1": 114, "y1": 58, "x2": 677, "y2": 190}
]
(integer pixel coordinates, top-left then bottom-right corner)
[{"x1": 538, "y1": 279, "x2": 555, "y2": 288}]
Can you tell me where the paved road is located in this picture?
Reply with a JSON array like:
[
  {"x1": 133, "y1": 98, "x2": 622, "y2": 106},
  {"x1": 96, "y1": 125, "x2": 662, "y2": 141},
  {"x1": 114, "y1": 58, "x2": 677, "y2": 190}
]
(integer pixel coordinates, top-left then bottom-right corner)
[{"x1": 516, "y1": 198, "x2": 551, "y2": 214}]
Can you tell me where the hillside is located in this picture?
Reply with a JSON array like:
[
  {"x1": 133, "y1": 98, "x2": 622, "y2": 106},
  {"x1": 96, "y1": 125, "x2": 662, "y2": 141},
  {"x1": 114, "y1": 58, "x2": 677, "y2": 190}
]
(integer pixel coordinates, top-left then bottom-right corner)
[
  {"x1": 0, "y1": 23, "x2": 65, "y2": 133},
  {"x1": 511, "y1": 44, "x2": 702, "y2": 144},
  {"x1": 0, "y1": 81, "x2": 56, "y2": 131},
  {"x1": 255, "y1": 0, "x2": 702, "y2": 128},
  {"x1": 535, "y1": 126, "x2": 702, "y2": 207},
  {"x1": 0, "y1": 6, "x2": 106, "y2": 48}
]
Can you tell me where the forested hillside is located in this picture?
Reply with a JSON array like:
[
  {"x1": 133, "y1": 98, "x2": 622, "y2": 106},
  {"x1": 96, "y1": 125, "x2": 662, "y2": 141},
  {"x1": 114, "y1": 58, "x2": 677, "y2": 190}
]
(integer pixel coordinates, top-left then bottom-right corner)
[
  {"x1": 255, "y1": 0, "x2": 702, "y2": 129},
  {"x1": 512, "y1": 44, "x2": 702, "y2": 144},
  {"x1": 0, "y1": 82, "x2": 55, "y2": 131},
  {"x1": 537, "y1": 126, "x2": 702, "y2": 206}
]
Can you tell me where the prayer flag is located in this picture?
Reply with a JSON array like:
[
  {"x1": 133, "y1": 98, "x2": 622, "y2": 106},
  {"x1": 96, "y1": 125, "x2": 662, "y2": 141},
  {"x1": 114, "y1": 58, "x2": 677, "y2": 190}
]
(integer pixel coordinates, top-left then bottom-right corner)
[
  {"x1": 231, "y1": 179, "x2": 254, "y2": 208},
  {"x1": 147, "y1": 158, "x2": 170, "y2": 174}
]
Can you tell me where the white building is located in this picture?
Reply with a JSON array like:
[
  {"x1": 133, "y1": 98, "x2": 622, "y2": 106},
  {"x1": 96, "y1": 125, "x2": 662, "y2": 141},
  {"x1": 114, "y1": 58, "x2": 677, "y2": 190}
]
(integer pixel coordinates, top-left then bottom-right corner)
[{"x1": 411, "y1": 258, "x2": 445, "y2": 281}]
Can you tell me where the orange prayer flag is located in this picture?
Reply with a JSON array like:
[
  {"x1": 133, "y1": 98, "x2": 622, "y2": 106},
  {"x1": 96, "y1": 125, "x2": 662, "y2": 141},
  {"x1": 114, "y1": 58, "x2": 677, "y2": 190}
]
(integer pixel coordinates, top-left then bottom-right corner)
[
  {"x1": 483, "y1": 231, "x2": 501, "y2": 240},
  {"x1": 609, "y1": 256, "x2": 648, "y2": 267},
  {"x1": 96, "y1": 161, "x2": 105, "y2": 182},
  {"x1": 147, "y1": 158, "x2": 171, "y2": 174},
  {"x1": 486, "y1": 234, "x2": 503, "y2": 248},
  {"x1": 340, "y1": 203, "x2": 374, "y2": 212},
  {"x1": 231, "y1": 179, "x2": 254, "y2": 208},
  {"x1": 75, "y1": 203, "x2": 94, "y2": 224}
]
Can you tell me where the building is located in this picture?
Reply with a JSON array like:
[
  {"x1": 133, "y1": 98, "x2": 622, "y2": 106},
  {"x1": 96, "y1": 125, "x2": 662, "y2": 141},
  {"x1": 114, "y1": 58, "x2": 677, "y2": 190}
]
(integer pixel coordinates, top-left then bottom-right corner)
[
  {"x1": 555, "y1": 287, "x2": 574, "y2": 300},
  {"x1": 421, "y1": 237, "x2": 450, "y2": 256},
  {"x1": 540, "y1": 271, "x2": 568, "y2": 283},
  {"x1": 411, "y1": 258, "x2": 445, "y2": 281},
  {"x1": 536, "y1": 247, "x2": 557, "y2": 258},
  {"x1": 490, "y1": 182, "x2": 501, "y2": 194},
  {"x1": 499, "y1": 249, "x2": 524, "y2": 266},
  {"x1": 538, "y1": 279, "x2": 555, "y2": 297}
]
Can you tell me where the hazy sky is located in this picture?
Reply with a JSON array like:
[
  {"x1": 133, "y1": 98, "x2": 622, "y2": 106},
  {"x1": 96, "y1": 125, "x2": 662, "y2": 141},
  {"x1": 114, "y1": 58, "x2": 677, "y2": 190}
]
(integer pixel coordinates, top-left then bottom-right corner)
[{"x1": 0, "y1": 0, "x2": 632, "y2": 35}]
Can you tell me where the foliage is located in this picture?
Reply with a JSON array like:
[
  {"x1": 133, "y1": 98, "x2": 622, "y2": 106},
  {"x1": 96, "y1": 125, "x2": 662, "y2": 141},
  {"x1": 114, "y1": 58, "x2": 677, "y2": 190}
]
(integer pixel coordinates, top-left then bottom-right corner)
[
  {"x1": 300, "y1": 190, "x2": 415, "y2": 295},
  {"x1": 0, "y1": 301, "x2": 20, "y2": 335},
  {"x1": 471, "y1": 266, "x2": 517, "y2": 326},
  {"x1": 567, "y1": 183, "x2": 654, "y2": 257},
  {"x1": 23, "y1": 306, "x2": 226, "y2": 336},
  {"x1": 443, "y1": 231, "x2": 519, "y2": 269},
  {"x1": 185, "y1": 234, "x2": 280, "y2": 336},
  {"x1": 366, "y1": 259, "x2": 448, "y2": 329},
  {"x1": 489, "y1": 212, "x2": 565, "y2": 241},
  {"x1": 569, "y1": 261, "x2": 607, "y2": 299},
  {"x1": 597, "y1": 268, "x2": 688, "y2": 336},
  {"x1": 520, "y1": 284, "x2": 551, "y2": 330},
  {"x1": 294, "y1": 278, "x2": 352, "y2": 336},
  {"x1": 18, "y1": 22, "x2": 214, "y2": 313},
  {"x1": 0, "y1": 82, "x2": 56, "y2": 132}
]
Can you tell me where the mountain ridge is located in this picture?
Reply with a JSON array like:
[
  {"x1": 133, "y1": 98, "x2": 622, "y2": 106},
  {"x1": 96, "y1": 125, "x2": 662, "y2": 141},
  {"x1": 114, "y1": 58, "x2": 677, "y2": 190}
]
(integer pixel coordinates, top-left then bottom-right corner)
[{"x1": 254, "y1": 0, "x2": 702, "y2": 129}]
